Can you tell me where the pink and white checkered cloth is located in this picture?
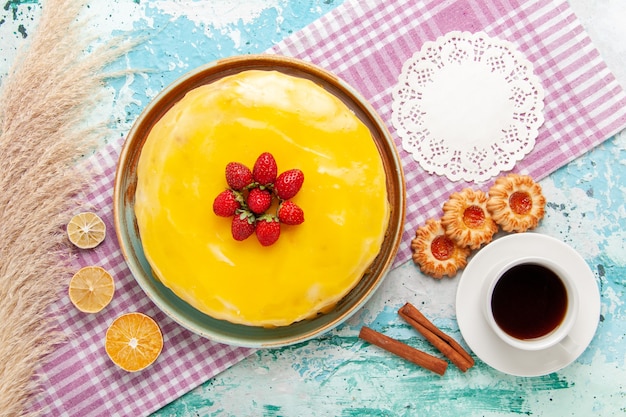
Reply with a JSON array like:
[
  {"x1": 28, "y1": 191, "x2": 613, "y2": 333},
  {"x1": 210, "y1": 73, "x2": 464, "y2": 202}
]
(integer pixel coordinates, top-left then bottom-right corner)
[
  {"x1": 31, "y1": 0, "x2": 626, "y2": 415},
  {"x1": 28, "y1": 140, "x2": 255, "y2": 416},
  {"x1": 268, "y1": 0, "x2": 626, "y2": 268}
]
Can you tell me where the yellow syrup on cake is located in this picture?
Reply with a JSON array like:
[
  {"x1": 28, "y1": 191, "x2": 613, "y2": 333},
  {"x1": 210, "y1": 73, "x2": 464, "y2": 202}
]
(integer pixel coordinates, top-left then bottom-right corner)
[{"x1": 134, "y1": 70, "x2": 389, "y2": 327}]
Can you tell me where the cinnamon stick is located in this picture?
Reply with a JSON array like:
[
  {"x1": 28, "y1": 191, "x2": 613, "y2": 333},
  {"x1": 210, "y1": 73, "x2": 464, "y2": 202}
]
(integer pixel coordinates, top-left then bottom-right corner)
[
  {"x1": 359, "y1": 326, "x2": 448, "y2": 376},
  {"x1": 398, "y1": 303, "x2": 474, "y2": 372}
]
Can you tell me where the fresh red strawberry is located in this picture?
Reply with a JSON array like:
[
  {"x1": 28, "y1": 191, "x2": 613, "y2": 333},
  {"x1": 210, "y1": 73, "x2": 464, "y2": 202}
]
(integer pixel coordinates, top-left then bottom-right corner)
[
  {"x1": 225, "y1": 162, "x2": 254, "y2": 191},
  {"x1": 277, "y1": 200, "x2": 305, "y2": 225},
  {"x1": 252, "y1": 152, "x2": 278, "y2": 186},
  {"x1": 255, "y1": 215, "x2": 281, "y2": 246},
  {"x1": 274, "y1": 169, "x2": 304, "y2": 200},
  {"x1": 247, "y1": 187, "x2": 272, "y2": 214},
  {"x1": 213, "y1": 189, "x2": 242, "y2": 217},
  {"x1": 231, "y1": 211, "x2": 256, "y2": 241}
]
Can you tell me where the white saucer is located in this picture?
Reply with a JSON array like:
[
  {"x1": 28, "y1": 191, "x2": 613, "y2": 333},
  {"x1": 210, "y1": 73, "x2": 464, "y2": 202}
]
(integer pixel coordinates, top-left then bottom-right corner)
[{"x1": 455, "y1": 233, "x2": 600, "y2": 377}]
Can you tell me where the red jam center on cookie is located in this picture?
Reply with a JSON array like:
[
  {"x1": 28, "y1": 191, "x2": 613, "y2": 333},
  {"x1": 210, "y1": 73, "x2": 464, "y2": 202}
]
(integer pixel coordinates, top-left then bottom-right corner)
[
  {"x1": 509, "y1": 191, "x2": 532, "y2": 215},
  {"x1": 463, "y1": 205, "x2": 485, "y2": 228},
  {"x1": 431, "y1": 235, "x2": 455, "y2": 261}
]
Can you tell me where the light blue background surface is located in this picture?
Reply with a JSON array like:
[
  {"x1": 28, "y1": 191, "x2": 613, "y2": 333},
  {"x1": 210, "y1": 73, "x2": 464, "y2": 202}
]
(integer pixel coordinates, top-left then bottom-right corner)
[{"x1": 2, "y1": 1, "x2": 624, "y2": 416}]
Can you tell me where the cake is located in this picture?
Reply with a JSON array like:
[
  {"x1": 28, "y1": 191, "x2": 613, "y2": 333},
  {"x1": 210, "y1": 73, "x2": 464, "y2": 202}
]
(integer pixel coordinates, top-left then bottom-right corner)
[{"x1": 134, "y1": 70, "x2": 390, "y2": 327}]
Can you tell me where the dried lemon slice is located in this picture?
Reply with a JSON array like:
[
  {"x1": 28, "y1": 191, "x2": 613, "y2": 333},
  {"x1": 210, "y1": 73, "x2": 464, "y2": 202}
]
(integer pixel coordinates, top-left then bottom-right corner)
[
  {"x1": 67, "y1": 212, "x2": 106, "y2": 249},
  {"x1": 68, "y1": 266, "x2": 115, "y2": 313},
  {"x1": 105, "y1": 312, "x2": 163, "y2": 372}
]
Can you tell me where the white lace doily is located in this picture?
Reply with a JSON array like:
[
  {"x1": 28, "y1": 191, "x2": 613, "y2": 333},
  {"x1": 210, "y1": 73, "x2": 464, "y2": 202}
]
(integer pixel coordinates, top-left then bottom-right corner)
[{"x1": 391, "y1": 31, "x2": 545, "y2": 183}]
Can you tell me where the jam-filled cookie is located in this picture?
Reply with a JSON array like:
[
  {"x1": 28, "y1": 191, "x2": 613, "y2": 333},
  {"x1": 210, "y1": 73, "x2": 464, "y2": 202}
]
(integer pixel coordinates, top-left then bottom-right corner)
[
  {"x1": 487, "y1": 174, "x2": 546, "y2": 232},
  {"x1": 441, "y1": 188, "x2": 498, "y2": 249},
  {"x1": 411, "y1": 218, "x2": 471, "y2": 279}
]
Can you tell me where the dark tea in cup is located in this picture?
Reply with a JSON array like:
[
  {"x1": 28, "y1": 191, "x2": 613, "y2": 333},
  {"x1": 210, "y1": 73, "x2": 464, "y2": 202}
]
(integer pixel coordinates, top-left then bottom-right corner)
[
  {"x1": 483, "y1": 256, "x2": 579, "y2": 352},
  {"x1": 490, "y1": 263, "x2": 568, "y2": 340}
]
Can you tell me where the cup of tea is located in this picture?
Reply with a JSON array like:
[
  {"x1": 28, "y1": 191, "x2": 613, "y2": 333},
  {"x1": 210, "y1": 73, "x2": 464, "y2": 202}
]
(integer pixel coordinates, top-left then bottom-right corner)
[{"x1": 483, "y1": 256, "x2": 579, "y2": 351}]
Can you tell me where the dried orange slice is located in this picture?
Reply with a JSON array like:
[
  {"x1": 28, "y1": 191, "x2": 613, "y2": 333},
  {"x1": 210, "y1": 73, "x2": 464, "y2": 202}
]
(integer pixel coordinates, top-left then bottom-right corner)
[
  {"x1": 68, "y1": 266, "x2": 115, "y2": 313},
  {"x1": 105, "y1": 312, "x2": 163, "y2": 372},
  {"x1": 67, "y1": 212, "x2": 106, "y2": 249}
]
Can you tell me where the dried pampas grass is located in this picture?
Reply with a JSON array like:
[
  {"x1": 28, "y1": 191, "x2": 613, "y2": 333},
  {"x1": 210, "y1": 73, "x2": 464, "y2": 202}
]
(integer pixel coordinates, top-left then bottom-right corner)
[{"x1": 0, "y1": 1, "x2": 133, "y2": 415}]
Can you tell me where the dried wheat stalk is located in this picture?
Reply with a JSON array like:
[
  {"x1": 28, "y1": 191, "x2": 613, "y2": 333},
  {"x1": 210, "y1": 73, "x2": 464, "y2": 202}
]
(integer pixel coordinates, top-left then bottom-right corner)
[{"x1": 0, "y1": 1, "x2": 132, "y2": 415}]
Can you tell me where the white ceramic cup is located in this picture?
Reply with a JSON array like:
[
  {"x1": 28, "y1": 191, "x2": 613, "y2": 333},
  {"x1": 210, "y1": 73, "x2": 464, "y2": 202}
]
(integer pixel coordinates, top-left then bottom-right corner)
[{"x1": 483, "y1": 256, "x2": 579, "y2": 351}]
